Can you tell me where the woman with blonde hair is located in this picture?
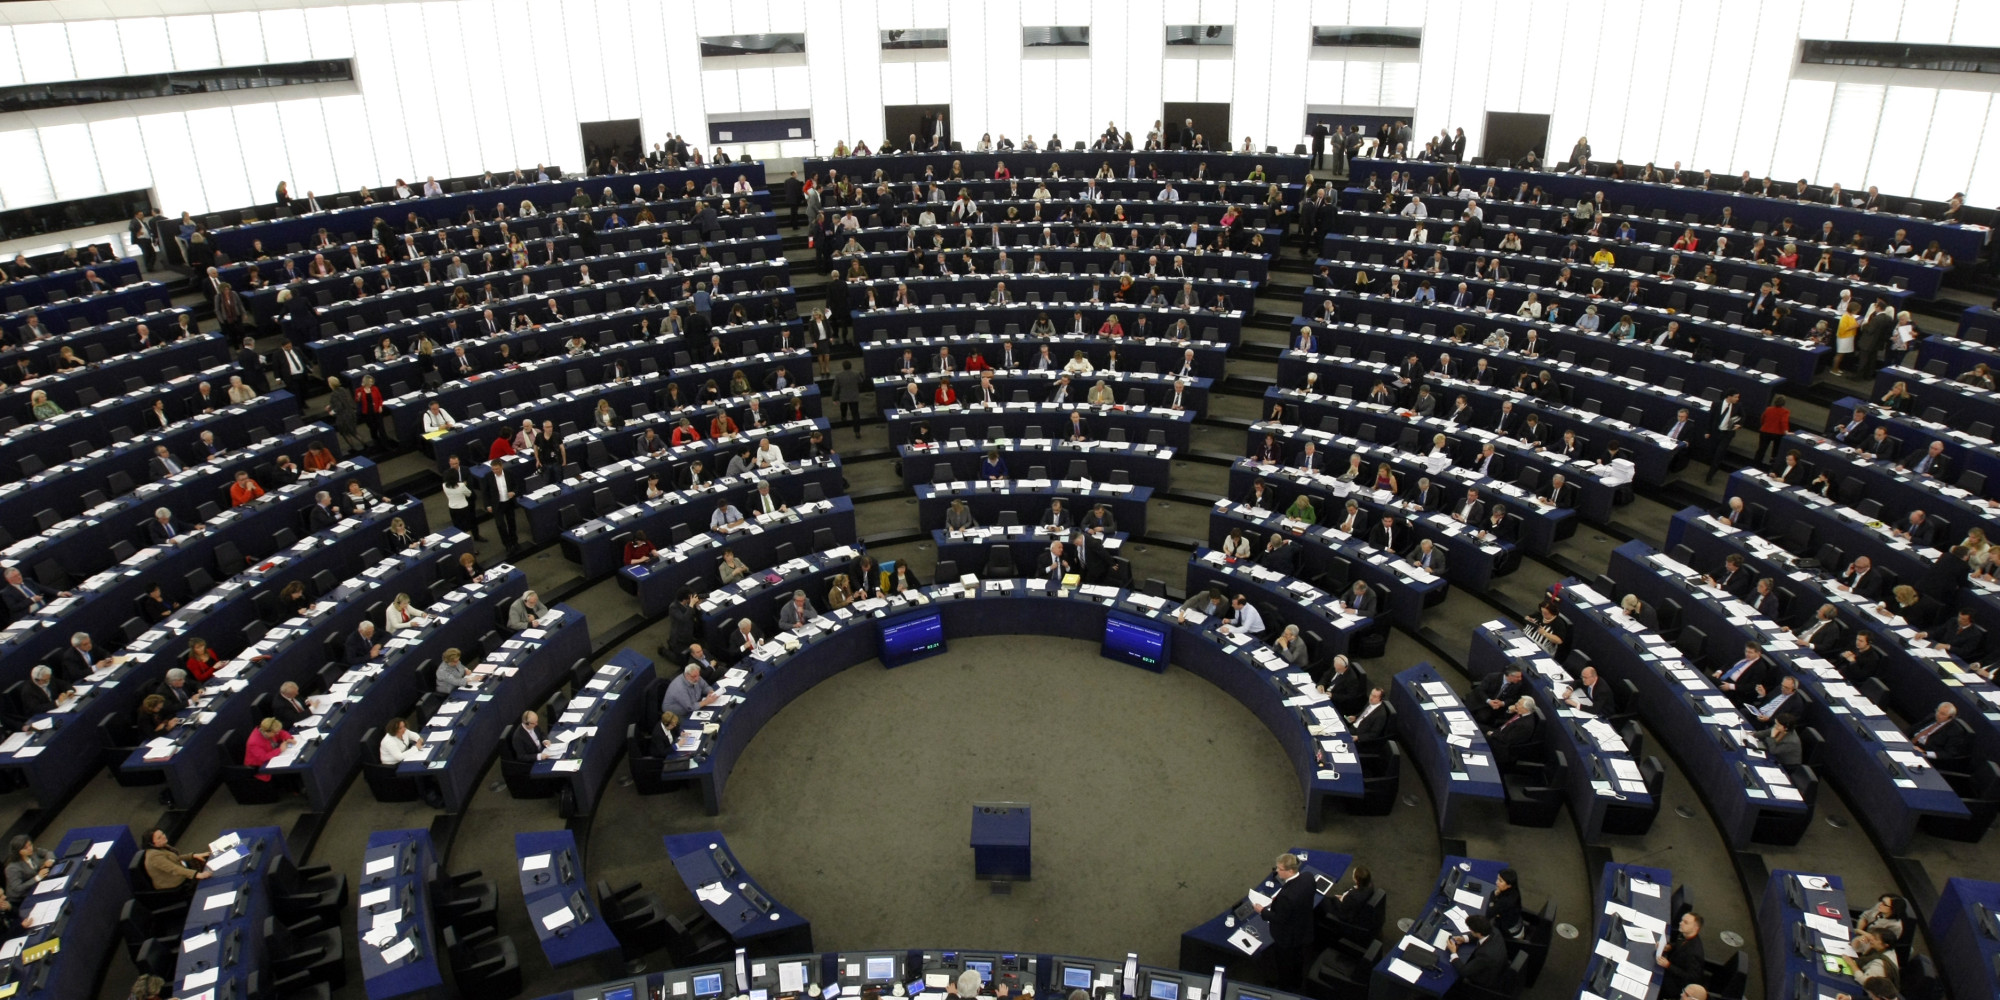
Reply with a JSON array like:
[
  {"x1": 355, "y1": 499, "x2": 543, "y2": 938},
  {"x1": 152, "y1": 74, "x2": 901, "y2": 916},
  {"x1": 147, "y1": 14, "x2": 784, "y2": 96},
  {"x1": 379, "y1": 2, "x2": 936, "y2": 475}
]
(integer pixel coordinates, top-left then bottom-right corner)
[
  {"x1": 826, "y1": 574, "x2": 855, "y2": 610},
  {"x1": 242, "y1": 717, "x2": 294, "y2": 781},
  {"x1": 385, "y1": 592, "x2": 432, "y2": 634}
]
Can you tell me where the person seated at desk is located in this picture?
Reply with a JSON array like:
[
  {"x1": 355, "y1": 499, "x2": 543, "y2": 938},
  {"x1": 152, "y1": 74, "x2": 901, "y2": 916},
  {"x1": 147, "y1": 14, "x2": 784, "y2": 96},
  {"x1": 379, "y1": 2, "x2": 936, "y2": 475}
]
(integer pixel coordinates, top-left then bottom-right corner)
[
  {"x1": 1527, "y1": 598, "x2": 1569, "y2": 651},
  {"x1": 454, "y1": 552, "x2": 485, "y2": 586},
  {"x1": 1446, "y1": 914, "x2": 1510, "y2": 990},
  {"x1": 507, "y1": 591, "x2": 547, "y2": 630},
  {"x1": 509, "y1": 711, "x2": 547, "y2": 760},
  {"x1": 1714, "y1": 496, "x2": 1749, "y2": 529},
  {"x1": 2, "y1": 566, "x2": 68, "y2": 621},
  {"x1": 243, "y1": 717, "x2": 294, "y2": 783},
  {"x1": 136, "y1": 694, "x2": 179, "y2": 737},
  {"x1": 1916, "y1": 608, "x2": 1985, "y2": 660},
  {"x1": 1486, "y1": 695, "x2": 1540, "y2": 770},
  {"x1": 182, "y1": 635, "x2": 227, "y2": 683},
  {"x1": 726, "y1": 617, "x2": 765, "y2": 662},
  {"x1": 1881, "y1": 585, "x2": 1945, "y2": 631},
  {"x1": 1037, "y1": 540, "x2": 1076, "y2": 585},
  {"x1": 306, "y1": 490, "x2": 342, "y2": 530},
  {"x1": 1910, "y1": 709, "x2": 1969, "y2": 768},
  {"x1": 1338, "y1": 580, "x2": 1379, "y2": 619},
  {"x1": 1613, "y1": 593, "x2": 1658, "y2": 632},
  {"x1": 1862, "y1": 426, "x2": 1897, "y2": 461},
  {"x1": 385, "y1": 516, "x2": 422, "y2": 551},
  {"x1": 1703, "y1": 553, "x2": 1755, "y2": 597},
  {"x1": 1835, "y1": 556, "x2": 1886, "y2": 600},
  {"x1": 1064, "y1": 410, "x2": 1090, "y2": 442},
  {"x1": 1789, "y1": 603, "x2": 1844, "y2": 655},
  {"x1": 1041, "y1": 498, "x2": 1072, "y2": 532},
  {"x1": 1406, "y1": 476, "x2": 1444, "y2": 511},
  {"x1": 141, "y1": 828, "x2": 211, "y2": 896},
  {"x1": 1174, "y1": 588, "x2": 1227, "y2": 623},
  {"x1": 1854, "y1": 895, "x2": 1907, "y2": 945},
  {"x1": 17, "y1": 665, "x2": 72, "y2": 717},
  {"x1": 945, "y1": 499, "x2": 979, "y2": 533},
  {"x1": 622, "y1": 530, "x2": 656, "y2": 567},
  {"x1": 385, "y1": 592, "x2": 433, "y2": 635},
  {"x1": 346, "y1": 621, "x2": 384, "y2": 664},
  {"x1": 1658, "y1": 912, "x2": 1707, "y2": 999},
  {"x1": 710, "y1": 499, "x2": 748, "y2": 532},
  {"x1": 1487, "y1": 868, "x2": 1526, "y2": 938},
  {"x1": 1279, "y1": 494, "x2": 1318, "y2": 525},
  {"x1": 378, "y1": 717, "x2": 424, "y2": 764},
  {"x1": 1078, "y1": 502, "x2": 1117, "y2": 537},
  {"x1": 1270, "y1": 624, "x2": 1309, "y2": 669},
  {"x1": 1891, "y1": 508, "x2": 1938, "y2": 547},
  {"x1": 271, "y1": 682, "x2": 309, "y2": 728},
  {"x1": 647, "y1": 711, "x2": 685, "y2": 758},
  {"x1": 1755, "y1": 713, "x2": 1805, "y2": 768},
  {"x1": 1747, "y1": 675, "x2": 1804, "y2": 725},
  {"x1": 1472, "y1": 665, "x2": 1527, "y2": 727},
  {"x1": 1900, "y1": 440, "x2": 1950, "y2": 480},
  {"x1": 146, "y1": 506, "x2": 199, "y2": 545},
  {"x1": 1713, "y1": 642, "x2": 1776, "y2": 701},
  {"x1": 980, "y1": 449, "x2": 1009, "y2": 481},
  {"x1": 1405, "y1": 537, "x2": 1447, "y2": 575},
  {"x1": 1562, "y1": 664, "x2": 1615, "y2": 717},
  {"x1": 1220, "y1": 593, "x2": 1265, "y2": 638},
  {"x1": 779, "y1": 590, "x2": 821, "y2": 630}
]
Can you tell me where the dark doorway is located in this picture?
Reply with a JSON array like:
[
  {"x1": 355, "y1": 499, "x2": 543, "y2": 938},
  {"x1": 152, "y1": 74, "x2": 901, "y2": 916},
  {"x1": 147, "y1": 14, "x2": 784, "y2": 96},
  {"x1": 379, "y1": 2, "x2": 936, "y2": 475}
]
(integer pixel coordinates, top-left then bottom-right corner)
[
  {"x1": 1482, "y1": 111, "x2": 1550, "y2": 169},
  {"x1": 579, "y1": 118, "x2": 643, "y2": 173},
  {"x1": 1163, "y1": 101, "x2": 1230, "y2": 151},
  {"x1": 885, "y1": 103, "x2": 952, "y2": 152}
]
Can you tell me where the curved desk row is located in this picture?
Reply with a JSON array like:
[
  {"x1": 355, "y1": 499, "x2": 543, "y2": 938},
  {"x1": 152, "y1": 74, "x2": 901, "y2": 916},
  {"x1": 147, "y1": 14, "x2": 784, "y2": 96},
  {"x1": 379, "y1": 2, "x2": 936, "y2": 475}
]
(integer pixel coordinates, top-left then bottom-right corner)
[
  {"x1": 1466, "y1": 624, "x2": 1662, "y2": 842},
  {"x1": 841, "y1": 245, "x2": 1273, "y2": 285},
  {"x1": 664, "y1": 832, "x2": 813, "y2": 956},
  {"x1": 934, "y1": 529, "x2": 1130, "y2": 584},
  {"x1": 1721, "y1": 470, "x2": 1959, "y2": 597},
  {"x1": 358, "y1": 829, "x2": 443, "y2": 1000},
  {"x1": 814, "y1": 150, "x2": 1313, "y2": 184},
  {"x1": 1932, "y1": 878, "x2": 2000, "y2": 1000},
  {"x1": 1576, "y1": 862, "x2": 1674, "y2": 1000},
  {"x1": 1556, "y1": 581, "x2": 1812, "y2": 849},
  {"x1": 863, "y1": 334, "x2": 1227, "y2": 382},
  {"x1": 1390, "y1": 664, "x2": 1505, "y2": 837},
  {"x1": 1300, "y1": 291, "x2": 1789, "y2": 404},
  {"x1": 174, "y1": 826, "x2": 286, "y2": 1000},
  {"x1": 1607, "y1": 539, "x2": 1970, "y2": 855},
  {"x1": 208, "y1": 162, "x2": 767, "y2": 257},
  {"x1": 528, "y1": 648, "x2": 656, "y2": 816},
  {"x1": 264, "y1": 567, "x2": 529, "y2": 810},
  {"x1": 1207, "y1": 504, "x2": 1447, "y2": 632},
  {"x1": 1778, "y1": 429, "x2": 1997, "y2": 535},
  {"x1": 845, "y1": 271, "x2": 1258, "y2": 313},
  {"x1": 619, "y1": 498, "x2": 858, "y2": 619},
  {"x1": 1824, "y1": 395, "x2": 2000, "y2": 500},
  {"x1": 1186, "y1": 549, "x2": 1375, "y2": 668},
  {"x1": 0, "y1": 825, "x2": 136, "y2": 1000},
  {"x1": 0, "y1": 280, "x2": 173, "y2": 345},
  {"x1": 1871, "y1": 364, "x2": 2000, "y2": 446},
  {"x1": 558, "y1": 454, "x2": 844, "y2": 577},
  {"x1": 1373, "y1": 856, "x2": 1508, "y2": 1000},
  {"x1": 873, "y1": 369, "x2": 1212, "y2": 419},
  {"x1": 903, "y1": 439, "x2": 1173, "y2": 491},
  {"x1": 917, "y1": 481, "x2": 1150, "y2": 537},
  {"x1": 857, "y1": 301, "x2": 1243, "y2": 351},
  {"x1": 1754, "y1": 870, "x2": 1851, "y2": 1000},
  {"x1": 126, "y1": 529, "x2": 471, "y2": 806},
  {"x1": 0, "y1": 257, "x2": 141, "y2": 308},
  {"x1": 889, "y1": 401, "x2": 1193, "y2": 453},
  {"x1": 4, "y1": 330, "x2": 231, "y2": 415},
  {"x1": 657, "y1": 575, "x2": 1364, "y2": 829},
  {"x1": 1179, "y1": 848, "x2": 1353, "y2": 979}
]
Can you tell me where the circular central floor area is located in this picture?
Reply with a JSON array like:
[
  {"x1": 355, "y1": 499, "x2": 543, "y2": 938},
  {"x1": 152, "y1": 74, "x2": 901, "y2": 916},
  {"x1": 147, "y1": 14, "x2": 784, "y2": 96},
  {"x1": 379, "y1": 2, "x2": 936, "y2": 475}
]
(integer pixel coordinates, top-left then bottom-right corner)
[{"x1": 592, "y1": 634, "x2": 1434, "y2": 965}]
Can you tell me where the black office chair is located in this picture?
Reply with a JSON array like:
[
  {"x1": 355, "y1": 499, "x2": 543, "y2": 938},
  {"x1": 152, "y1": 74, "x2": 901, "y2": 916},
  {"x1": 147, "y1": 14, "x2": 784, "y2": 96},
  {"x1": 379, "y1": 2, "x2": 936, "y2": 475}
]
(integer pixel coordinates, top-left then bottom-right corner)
[
  {"x1": 1502, "y1": 750, "x2": 1566, "y2": 827},
  {"x1": 431, "y1": 870, "x2": 500, "y2": 936},
  {"x1": 360, "y1": 727, "x2": 422, "y2": 802},
  {"x1": 664, "y1": 912, "x2": 736, "y2": 967},
  {"x1": 982, "y1": 546, "x2": 1016, "y2": 579},
  {"x1": 441, "y1": 927, "x2": 521, "y2": 1000},
  {"x1": 99, "y1": 712, "x2": 164, "y2": 787},
  {"x1": 269, "y1": 854, "x2": 348, "y2": 924},
  {"x1": 597, "y1": 880, "x2": 672, "y2": 960},
  {"x1": 263, "y1": 914, "x2": 346, "y2": 990},
  {"x1": 1343, "y1": 742, "x2": 1402, "y2": 816},
  {"x1": 1303, "y1": 939, "x2": 1383, "y2": 996}
]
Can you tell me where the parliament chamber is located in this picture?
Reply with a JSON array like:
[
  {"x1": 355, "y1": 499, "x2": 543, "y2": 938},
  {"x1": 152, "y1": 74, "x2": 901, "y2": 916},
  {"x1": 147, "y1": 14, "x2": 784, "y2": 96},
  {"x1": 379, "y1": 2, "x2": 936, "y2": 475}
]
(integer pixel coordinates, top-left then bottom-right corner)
[{"x1": 0, "y1": 5, "x2": 1998, "y2": 1000}]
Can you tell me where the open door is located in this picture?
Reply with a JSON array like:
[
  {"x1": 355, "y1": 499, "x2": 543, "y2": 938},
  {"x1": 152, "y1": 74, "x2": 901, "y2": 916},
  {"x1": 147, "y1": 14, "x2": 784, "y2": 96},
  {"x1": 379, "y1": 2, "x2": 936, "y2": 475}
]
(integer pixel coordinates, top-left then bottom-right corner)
[
  {"x1": 578, "y1": 118, "x2": 642, "y2": 174},
  {"x1": 1481, "y1": 112, "x2": 1549, "y2": 169},
  {"x1": 1162, "y1": 101, "x2": 1231, "y2": 151},
  {"x1": 884, "y1": 104, "x2": 952, "y2": 152}
]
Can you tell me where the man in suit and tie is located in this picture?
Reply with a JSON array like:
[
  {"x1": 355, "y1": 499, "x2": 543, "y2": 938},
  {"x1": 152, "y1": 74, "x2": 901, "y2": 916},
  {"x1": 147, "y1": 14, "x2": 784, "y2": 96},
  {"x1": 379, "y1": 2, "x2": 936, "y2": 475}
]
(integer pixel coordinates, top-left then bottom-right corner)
[
  {"x1": 509, "y1": 710, "x2": 548, "y2": 760},
  {"x1": 147, "y1": 507, "x2": 198, "y2": 545},
  {"x1": 1252, "y1": 854, "x2": 1315, "y2": 991},
  {"x1": 307, "y1": 490, "x2": 341, "y2": 530},
  {"x1": 1901, "y1": 440, "x2": 1950, "y2": 479},
  {"x1": 1467, "y1": 443, "x2": 1499, "y2": 478},
  {"x1": 1715, "y1": 495, "x2": 1749, "y2": 528},
  {"x1": 1162, "y1": 380, "x2": 1190, "y2": 411},
  {"x1": 1452, "y1": 488, "x2": 1486, "y2": 525},
  {"x1": 483, "y1": 459, "x2": 520, "y2": 549},
  {"x1": 1836, "y1": 556, "x2": 1886, "y2": 600},
  {"x1": 1702, "y1": 391, "x2": 1742, "y2": 484},
  {"x1": 1749, "y1": 578, "x2": 1782, "y2": 619},
  {"x1": 1296, "y1": 441, "x2": 1324, "y2": 473},
  {"x1": 272, "y1": 682, "x2": 310, "y2": 728},
  {"x1": 150, "y1": 668, "x2": 195, "y2": 710},
  {"x1": 272, "y1": 340, "x2": 313, "y2": 398},
  {"x1": 1919, "y1": 609, "x2": 1986, "y2": 661},
  {"x1": 1539, "y1": 472, "x2": 1575, "y2": 509},
  {"x1": 149, "y1": 444, "x2": 185, "y2": 480},
  {"x1": 1712, "y1": 642, "x2": 1776, "y2": 701},
  {"x1": 1471, "y1": 666, "x2": 1525, "y2": 726},
  {"x1": 1911, "y1": 702, "x2": 1971, "y2": 768},
  {"x1": 19, "y1": 665, "x2": 71, "y2": 717},
  {"x1": 1340, "y1": 580, "x2": 1378, "y2": 618},
  {"x1": 1406, "y1": 477, "x2": 1442, "y2": 511},
  {"x1": 1318, "y1": 655, "x2": 1368, "y2": 716},
  {"x1": 1406, "y1": 537, "x2": 1447, "y2": 575},
  {"x1": 1448, "y1": 915, "x2": 1511, "y2": 992},
  {"x1": 51, "y1": 632, "x2": 107, "y2": 686},
  {"x1": 1830, "y1": 407, "x2": 1869, "y2": 446},
  {"x1": 1368, "y1": 515, "x2": 1402, "y2": 554},
  {"x1": 1348, "y1": 686, "x2": 1390, "y2": 742},
  {"x1": 1893, "y1": 509, "x2": 1938, "y2": 547},
  {"x1": 1563, "y1": 665, "x2": 1615, "y2": 717},
  {"x1": 345, "y1": 621, "x2": 384, "y2": 664},
  {"x1": 2, "y1": 567, "x2": 67, "y2": 621},
  {"x1": 1864, "y1": 426, "x2": 1898, "y2": 461},
  {"x1": 1747, "y1": 675, "x2": 1804, "y2": 726},
  {"x1": 1704, "y1": 553, "x2": 1755, "y2": 597}
]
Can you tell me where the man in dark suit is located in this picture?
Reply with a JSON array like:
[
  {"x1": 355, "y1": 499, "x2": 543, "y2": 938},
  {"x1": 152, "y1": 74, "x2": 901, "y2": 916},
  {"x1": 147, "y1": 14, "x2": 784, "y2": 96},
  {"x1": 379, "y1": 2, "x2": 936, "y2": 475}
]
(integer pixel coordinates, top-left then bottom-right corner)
[
  {"x1": 1893, "y1": 509, "x2": 1937, "y2": 548},
  {"x1": 51, "y1": 632, "x2": 104, "y2": 685},
  {"x1": 1911, "y1": 703, "x2": 1971, "y2": 766},
  {"x1": 1750, "y1": 578, "x2": 1782, "y2": 620},
  {"x1": 1658, "y1": 913, "x2": 1707, "y2": 999},
  {"x1": 1900, "y1": 441, "x2": 1950, "y2": 479},
  {"x1": 1318, "y1": 655, "x2": 1368, "y2": 716},
  {"x1": 1, "y1": 567, "x2": 64, "y2": 620},
  {"x1": 1712, "y1": 643, "x2": 1775, "y2": 702},
  {"x1": 1328, "y1": 866, "x2": 1374, "y2": 926},
  {"x1": 1405, "y1": 477, "x2": 1443, "y2": 511},
  {"x1": 1563, "y1": 665, "x2": 1615, "y2": 718},
  {"x1": 1448, "y1": 915, "x2": 1510, "y2": 991},
  {"x1": 147, "y1": 508, "x2": 197, "y2": 545},
  {"x1": 483, "y1": 459, "x2": 520, "y2": 548},
  {"x1": 1791, "y1": 603, "x2": 1844, "y2": 655},
  {"x1": 19, "y1": 666, "x2": 68, "y2": 716},
  {"x1": 1747, "y1": 675, "x2": 1804, "y2": 726},
  {"x1": 1702, "y1": 391, "x2": 1742, "y2": 484},
  {"x1": 1836, "y1": 556, "x2": 1885, "y2": 600},
  {"x1": 1486, "y1": 696, "x2": 1540, "y2": 768},
  {"x1": 1341, "y1": 581, "x2": 1379, "y2": 618},
  {"x1": 306, "y1": 491, "x2": 341, "y2": 531},
  {"x1": 1451, "y1": 490, "x2": 1486, "y2": 525},
  {"x1": 345, "y1": 622, "x2": 383, "y2": 664},
  {"x1": 271, "y1": 682, "x2": 310, "y2": 728},
  {"x1": 1864, "y1": 427, "x2": 1898, "y2": 461},
  {"x1": 1348, "y1": 687, "x2": 1390, "y2": 743},
  {"x1": 1838, "y1": 632, "x2": 1885, "y2": 684},
  {"x1": 509, "y1": 710, "x2": 548, "y2": 760},
  {"x1": 1472, "y1": 666, "x2": 1526, "y2": 726},
  {"x1": 1920, "y1": 609, "x2": 1986, "y2": 661},
  {"x1": 272, "y1": 340, "x2": 313, "y2": 398},
  {"x1": 1705, "y1": 553, "x2": 1755, "y2": 598},
  {"x1": 1038, "y1": 541, "x2": 1075, "y2": 585},
  {"x1": 647, "y1": 711, "x2": 684, "y2": 759},
  {"x1": 148, "y1": 444, "x2": 186, "y2": 480},
  {"x1": 1252, "y1": 853, "x2": 1315, "y2": 991},
  {"x1": 1367, "y1": 515, "x2": 1402, "y2": 554}
]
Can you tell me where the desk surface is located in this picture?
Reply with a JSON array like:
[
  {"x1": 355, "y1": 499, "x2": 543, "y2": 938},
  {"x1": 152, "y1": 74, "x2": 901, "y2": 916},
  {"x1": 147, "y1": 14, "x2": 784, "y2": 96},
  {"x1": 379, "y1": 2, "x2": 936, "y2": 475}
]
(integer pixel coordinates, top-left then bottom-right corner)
[
  {"x1": 1372, "y1": 856, "x2": 1508, "y2": 999},
  {"x1": 663, "y1": 833, "x2": 812, "y2": 948},
  {"x1": 515, "y1": 830, "x2": 621, "y2": 968},
  {"x1": 357, "y1": 830, "x2": 443, "y2": 1000}
]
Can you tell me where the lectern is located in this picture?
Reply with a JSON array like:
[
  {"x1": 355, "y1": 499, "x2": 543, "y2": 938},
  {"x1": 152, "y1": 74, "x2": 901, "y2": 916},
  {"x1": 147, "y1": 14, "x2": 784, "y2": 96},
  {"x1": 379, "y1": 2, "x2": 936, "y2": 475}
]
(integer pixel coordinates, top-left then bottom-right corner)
[{"x1": 970, "y1": 802, "x2": 1031, "y2": 882}]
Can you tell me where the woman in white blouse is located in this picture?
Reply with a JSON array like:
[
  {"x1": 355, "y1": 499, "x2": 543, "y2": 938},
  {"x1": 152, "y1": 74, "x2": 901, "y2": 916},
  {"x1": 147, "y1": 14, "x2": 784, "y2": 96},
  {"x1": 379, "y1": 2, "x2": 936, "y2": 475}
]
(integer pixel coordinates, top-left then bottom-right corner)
[
  {"x1": 1222, "y1": 527, "x2": 1252, "y2": 559},
  {"x1": 378, "y1": 718, "x2": 423, "y2": 763},
  {"x1": 385, "y1": 592, "x2": 433, "y2": 635}
]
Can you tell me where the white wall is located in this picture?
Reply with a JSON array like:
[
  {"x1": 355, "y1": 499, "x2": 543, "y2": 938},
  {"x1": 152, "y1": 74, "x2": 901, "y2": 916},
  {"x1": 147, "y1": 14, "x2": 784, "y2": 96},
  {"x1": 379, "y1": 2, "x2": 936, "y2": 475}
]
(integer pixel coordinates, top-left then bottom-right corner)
[{"x1": 3, "y1": 0, "x2": 1999, "y2": 219}]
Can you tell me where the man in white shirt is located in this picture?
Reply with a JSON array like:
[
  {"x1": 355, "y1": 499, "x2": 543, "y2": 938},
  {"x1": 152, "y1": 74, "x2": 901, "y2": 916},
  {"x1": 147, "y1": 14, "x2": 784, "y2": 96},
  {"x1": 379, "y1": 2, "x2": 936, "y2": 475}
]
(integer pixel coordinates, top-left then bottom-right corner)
[
  {"x1": 711, "y1": 501, "x2": 746, "y2": 531},
  {"x1": 421, "y1": 402, "x2": 456, "y2": 433},
  {"x1": 1220, "y1": 593, "x2": 1265, "y2": 638}
]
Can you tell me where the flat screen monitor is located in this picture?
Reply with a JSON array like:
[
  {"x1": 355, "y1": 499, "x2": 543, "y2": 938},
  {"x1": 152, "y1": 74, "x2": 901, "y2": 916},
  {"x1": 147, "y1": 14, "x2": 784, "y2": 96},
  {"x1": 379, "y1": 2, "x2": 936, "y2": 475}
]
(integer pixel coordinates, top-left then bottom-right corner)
[
  {"x1": 1148, "y1": 979, "x2": 1180, "y2": 1000},
  {"x1": 693, "y1": 974, "x2": 725, "y2": 997},
  {"x1": 865, "y1": 956, "x2": 899, "y2": 982},
  {"x1": 604, "y1": 985, "x2": 637, "y2": 1000},
  {"x1": 1102, "y1": 611, "x2": 1170, "y2": 669},
  {"x1": 879, "y1": 611, "x2": 947, "y2": 667},
  {"x1": 965, "y1": 961, "x2": 993, "y2": 984},
  {"x1": 1060, "y1": 967, "x2": 1094, "y2": 990}
]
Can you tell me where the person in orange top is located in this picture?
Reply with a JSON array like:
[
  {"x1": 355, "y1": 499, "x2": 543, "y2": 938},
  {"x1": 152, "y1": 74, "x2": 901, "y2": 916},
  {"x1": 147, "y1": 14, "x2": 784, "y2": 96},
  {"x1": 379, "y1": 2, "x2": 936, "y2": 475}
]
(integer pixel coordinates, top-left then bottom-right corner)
[
  {"x1": 184, "y1": 636, "x2": 222, "y2": 683},
  {"x1": 487, "y1": 435, "x2": 516, "y2": 461},
  {"x1": 302, "y1": 441, "x2": 337, "y2": 472},
  {"x1": 1755, "y1": 394, "x2": 1792, "y2": 469},
  {"x1": 710, "y1": 410, "x2": 739, "y2": 438},
  {"x1": 670, "y1": 417, "x2": 702, "y2": 446},
  {"x1": 228, "y1": 470, "x2": 264, "y2": 507}
]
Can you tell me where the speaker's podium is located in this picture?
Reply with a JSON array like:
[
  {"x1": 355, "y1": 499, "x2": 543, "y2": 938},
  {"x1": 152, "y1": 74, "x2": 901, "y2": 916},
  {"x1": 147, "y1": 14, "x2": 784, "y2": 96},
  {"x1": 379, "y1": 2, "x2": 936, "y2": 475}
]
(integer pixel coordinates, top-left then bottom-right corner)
[{"x1": 970, "y1": 802, "x2": 1031, "y2": 883}]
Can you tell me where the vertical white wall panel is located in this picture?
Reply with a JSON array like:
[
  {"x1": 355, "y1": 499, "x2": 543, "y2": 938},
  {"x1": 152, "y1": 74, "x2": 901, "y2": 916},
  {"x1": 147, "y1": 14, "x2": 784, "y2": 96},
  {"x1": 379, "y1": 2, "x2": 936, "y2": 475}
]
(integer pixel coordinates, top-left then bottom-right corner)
[
  {"x1": 272, "y1": 99, "x2": 338, "y2": 198},
  {"x1": 1869, "y1": 87, "x2": 1935, "y2": 197},
  {"x1": 135, "y1": 113, "x2": 202, "y2": 214},
  {"x1": 0, "y1": 28, "x2": 22, "y2": 88},
  {"x1": 89, "y1": 119, "x2": 150, "y2": 196},
  {"x1": 1913, "y1": 90, "x2": 1986, "y2": 200},
  {"x1": 15, "y1": 24, "x2": 77, "y2": 85},
  {"x1": 803, "y1": 0, "x2": 852, "y2": 150},
  {"x1": 212, "y1": 11, "x2": 266, "y2": 67},
  {"x1": 230, "y1": 104, "x2": 291, "y2": 205},
  {"x1": 347, "y1": 5, "x2": 410, "y2": 184},
  {"x1": 166, "y1": 15, "x2": 221, "y2": 72},
  {"x1": 187, "y1": 106, "x2": 254, "y2": 211},
  {"x1": 258, "y1": 10, "x2": 310, "y2": 64},
  {"x1": 320, "y1": 94, "x2": 381, "y2": 193},
  {"x1": 39, "y1": 123, "x2": 102, "y2": 202},
  {"x1": 66, "y1": 20, "x2": 124, "y2": 78}
]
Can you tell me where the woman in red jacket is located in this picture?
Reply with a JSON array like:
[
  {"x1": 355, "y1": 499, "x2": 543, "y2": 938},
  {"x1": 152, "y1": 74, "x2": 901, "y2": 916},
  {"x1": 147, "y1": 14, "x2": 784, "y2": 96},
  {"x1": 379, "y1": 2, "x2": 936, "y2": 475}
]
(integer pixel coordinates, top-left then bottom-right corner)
[
  {"x1": 1755, "y1": 395, "x2": 1791, "y2": 469},
  {"x1": 184, "y1": 636, "x2": 222, "y2": 683},
  {"x1": 354, "y1": 375, "x2": 387, "y2": 449},
  {"x1": 710, "y1": 410, "x2": 739, "y2": 439}
]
